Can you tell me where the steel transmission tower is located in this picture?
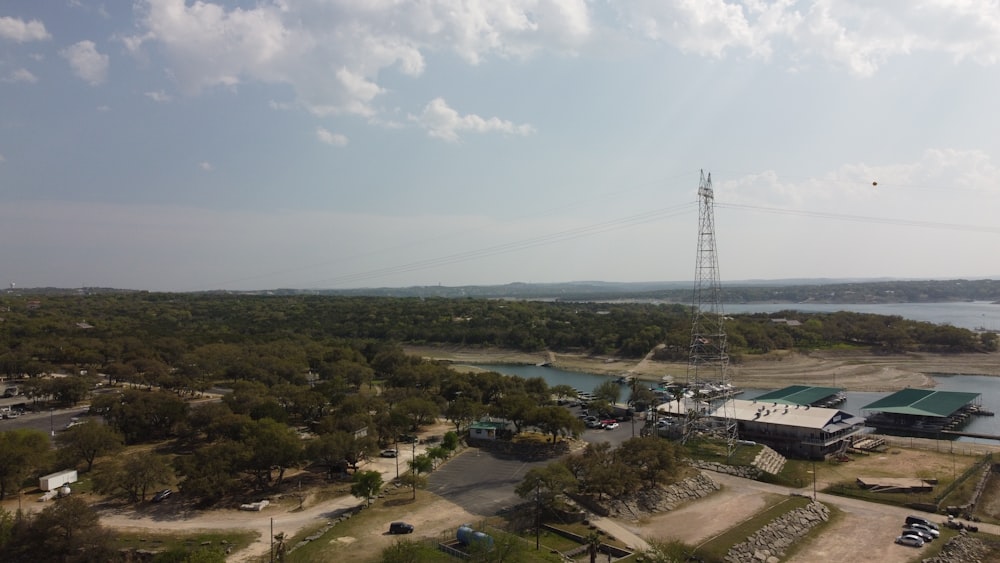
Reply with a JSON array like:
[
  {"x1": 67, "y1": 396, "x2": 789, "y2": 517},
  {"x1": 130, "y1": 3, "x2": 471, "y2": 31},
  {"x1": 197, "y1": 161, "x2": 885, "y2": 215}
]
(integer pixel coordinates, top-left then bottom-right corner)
[{"x1": 684, "y1": 170, "x2": 738, "y2": 456}]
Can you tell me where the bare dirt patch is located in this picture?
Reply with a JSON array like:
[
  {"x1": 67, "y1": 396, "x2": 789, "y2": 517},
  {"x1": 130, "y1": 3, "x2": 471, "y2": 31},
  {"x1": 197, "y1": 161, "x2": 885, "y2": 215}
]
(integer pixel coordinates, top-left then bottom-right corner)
[{"x1": 318, "y1": 489, "x2": 480, "y2": 562}]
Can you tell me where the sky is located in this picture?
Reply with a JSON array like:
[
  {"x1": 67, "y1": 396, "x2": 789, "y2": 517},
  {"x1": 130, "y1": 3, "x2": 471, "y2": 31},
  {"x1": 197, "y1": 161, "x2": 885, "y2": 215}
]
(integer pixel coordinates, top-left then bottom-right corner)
[{"x1": 2, "y1": 1, "x2": 1000, "y2": 292}]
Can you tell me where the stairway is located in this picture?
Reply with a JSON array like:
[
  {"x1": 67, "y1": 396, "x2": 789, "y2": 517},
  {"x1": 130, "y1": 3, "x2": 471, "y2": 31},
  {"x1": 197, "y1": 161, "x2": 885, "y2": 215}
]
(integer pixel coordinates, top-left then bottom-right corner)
[{"x1": 752, "y1": 445, "x2": 787, "y2": 475}]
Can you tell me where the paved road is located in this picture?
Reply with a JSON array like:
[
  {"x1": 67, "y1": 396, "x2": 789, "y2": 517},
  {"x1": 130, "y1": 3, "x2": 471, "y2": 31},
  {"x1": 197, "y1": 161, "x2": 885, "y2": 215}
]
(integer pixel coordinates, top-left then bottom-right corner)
[{"x1": 0, "y1": 405, "x2": 92, "y2": 436}]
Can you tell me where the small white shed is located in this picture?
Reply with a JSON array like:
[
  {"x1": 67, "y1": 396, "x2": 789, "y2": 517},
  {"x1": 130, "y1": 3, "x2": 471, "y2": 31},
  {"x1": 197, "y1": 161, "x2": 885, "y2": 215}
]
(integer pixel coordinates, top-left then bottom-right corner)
[{"x1": 39, "y1": 469, "x2": 78, "y2": 492}]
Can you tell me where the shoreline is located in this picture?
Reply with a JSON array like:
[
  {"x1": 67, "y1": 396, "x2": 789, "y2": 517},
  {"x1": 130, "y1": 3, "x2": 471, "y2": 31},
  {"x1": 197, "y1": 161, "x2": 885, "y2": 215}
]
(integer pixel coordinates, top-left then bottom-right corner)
[{"x1": 405, "y1": 345, "x2": 1000, "y2": 392}]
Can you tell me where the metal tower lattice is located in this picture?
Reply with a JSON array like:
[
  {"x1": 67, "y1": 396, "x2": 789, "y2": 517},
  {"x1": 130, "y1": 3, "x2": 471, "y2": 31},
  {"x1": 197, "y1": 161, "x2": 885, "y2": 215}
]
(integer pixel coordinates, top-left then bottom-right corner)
[{"x1": 684, "y1": 170, "x2": 738, "y2": 456}]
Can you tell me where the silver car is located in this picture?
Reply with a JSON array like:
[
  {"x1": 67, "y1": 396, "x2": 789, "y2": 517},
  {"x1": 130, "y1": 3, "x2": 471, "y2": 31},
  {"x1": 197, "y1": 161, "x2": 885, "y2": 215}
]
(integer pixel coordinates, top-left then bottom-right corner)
[{"x1": 895, "y1": 535, "x2": 923, "y2": 548}]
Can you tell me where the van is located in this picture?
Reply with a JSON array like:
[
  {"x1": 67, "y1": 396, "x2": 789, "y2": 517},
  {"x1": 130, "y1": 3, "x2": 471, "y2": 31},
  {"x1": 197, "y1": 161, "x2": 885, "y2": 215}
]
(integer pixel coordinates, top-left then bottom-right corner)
[{"x1": 905, "y1": 515, "x2": 939, "y2": 531}]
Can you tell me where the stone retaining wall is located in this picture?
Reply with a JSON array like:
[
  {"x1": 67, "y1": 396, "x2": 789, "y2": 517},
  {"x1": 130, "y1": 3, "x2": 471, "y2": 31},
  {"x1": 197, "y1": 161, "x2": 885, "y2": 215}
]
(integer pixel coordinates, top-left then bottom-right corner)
[
  {"x1": 604, "y1": 472, "x2": 721, "y2": 519},
  {"x1": 689, "y1": 460, "x2": 763, "y2": 480},
  {"x1": 724, "y1": 501, "x2": 829, "y2": 563},
  {"x1": 920, "y1": 531, "x2": 991, "y2": 563}
]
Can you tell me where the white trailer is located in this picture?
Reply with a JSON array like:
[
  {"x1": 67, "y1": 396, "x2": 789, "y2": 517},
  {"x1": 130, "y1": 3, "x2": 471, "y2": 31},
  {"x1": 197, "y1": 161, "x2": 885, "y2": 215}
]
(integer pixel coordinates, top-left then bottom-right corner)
[{"x1": 39, "y1": 469, "x2": 78, "y2": 492}]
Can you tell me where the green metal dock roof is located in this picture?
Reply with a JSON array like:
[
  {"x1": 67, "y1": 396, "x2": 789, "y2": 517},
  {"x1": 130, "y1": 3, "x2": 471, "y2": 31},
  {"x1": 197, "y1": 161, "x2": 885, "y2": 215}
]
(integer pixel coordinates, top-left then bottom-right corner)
[
  {"x1": 752, "y1": 385, "x2": 842, "y2": 406},
  {"x1": 862, "y1": 388, "x2": 980, "y2": 417}
]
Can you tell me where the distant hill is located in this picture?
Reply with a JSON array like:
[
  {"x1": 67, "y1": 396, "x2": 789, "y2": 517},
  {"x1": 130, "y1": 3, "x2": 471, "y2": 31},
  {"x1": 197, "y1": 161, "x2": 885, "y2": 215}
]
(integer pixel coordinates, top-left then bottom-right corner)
[
  {"x1": 7, "y1": 278, "x2": 1000, "y2": 303},
  {"x1": 269, "y1": 278, "x2": 1000, "y2": 303}
]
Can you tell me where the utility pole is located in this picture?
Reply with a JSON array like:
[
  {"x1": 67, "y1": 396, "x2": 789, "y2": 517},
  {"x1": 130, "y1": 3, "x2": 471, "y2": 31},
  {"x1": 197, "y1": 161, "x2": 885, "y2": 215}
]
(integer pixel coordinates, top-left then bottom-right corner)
[
  {"x1": 812, "y1": 459, "x2": 817, "y2": 500},
  {"x1": 535, "y1": 481, "x2": 541, "y2": 550}
]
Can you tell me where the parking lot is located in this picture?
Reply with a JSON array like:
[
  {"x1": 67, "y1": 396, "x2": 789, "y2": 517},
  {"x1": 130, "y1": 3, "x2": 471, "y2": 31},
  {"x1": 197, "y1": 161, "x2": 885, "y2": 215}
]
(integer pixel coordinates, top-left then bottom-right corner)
[
  {"x1": 426, "y1": 448, "x2": 549, "y2": 515},
  {"x1": 425, "y1": 407, "x2": 640, "y2": 517}
]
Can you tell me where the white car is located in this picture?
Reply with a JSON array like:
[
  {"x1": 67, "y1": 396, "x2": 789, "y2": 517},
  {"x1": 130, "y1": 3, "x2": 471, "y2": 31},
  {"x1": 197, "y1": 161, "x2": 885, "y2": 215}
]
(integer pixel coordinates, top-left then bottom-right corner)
[
  {"x1": 604, "y1": 422, "x2": 620, "y2": 430},
  {"x1": 379, "y1": 449, "x2": 398, "y2": 458}
]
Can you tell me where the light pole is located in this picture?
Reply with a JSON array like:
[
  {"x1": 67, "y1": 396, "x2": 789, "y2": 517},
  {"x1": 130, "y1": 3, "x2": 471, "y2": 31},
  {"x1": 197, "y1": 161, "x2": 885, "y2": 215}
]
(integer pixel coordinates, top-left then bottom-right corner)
[
  {"x1": 49, "y1": 408, "x2": 54, "y2": 436},
  {"x1": 395, "y1": 439, "x2": 399, "y2": 479},
  {"x1": 812, "y1": 458, "x2": 817, "y2": 500}
]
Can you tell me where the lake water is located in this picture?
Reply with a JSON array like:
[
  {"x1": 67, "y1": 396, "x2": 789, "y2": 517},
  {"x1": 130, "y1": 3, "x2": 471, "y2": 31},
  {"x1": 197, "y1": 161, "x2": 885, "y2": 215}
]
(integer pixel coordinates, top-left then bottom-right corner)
[
  {"x1": 721, "y1": 301, "x2": 1000, "y2": 331},
  {"x1": 483, "y1": 364, "x2": 1000, "y2": 444}
]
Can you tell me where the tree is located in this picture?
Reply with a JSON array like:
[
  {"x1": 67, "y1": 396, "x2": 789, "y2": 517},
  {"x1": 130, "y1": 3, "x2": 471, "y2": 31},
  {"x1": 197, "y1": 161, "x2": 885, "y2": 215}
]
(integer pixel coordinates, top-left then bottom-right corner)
[
  {"x1": 174, "y1": 441, "x2": 246, "y2": 503},
  {"x1": 408, "y1": 455, "x2": 433, "y2": 499},
  {"x1": 48, "y1": 376, "x2": 92, "y2": 406},
  {"x1": 490, "y1": 393, "x2": 535, "y2": 434},
  {"x1": 628, "y1": 385, "x2": 658, "y2": 413},
  {"x1": 586, "y1": 531, "x2": 602, "y2": 563},
  {"x1": 593, "y1": 380, "x2": 622, "y2": 405},
  {"x1": 5, "y1": 495, "x2": 115, "y2": 562},
  {"x1": 441, "y1": 431, "x2": 460, "y2": 452},
  {"x1": 425, "y1": 446, "x2": 449, "y2": 468},
  {"x1": 241, "y1": 418, "x2": 303, "y2": 489},
  {"x1": 0, "y1": 429, "x2": 51, "y2": 500},
  {"x1": 530, "y1": 405, "x2": 584, "y2": 443},
  {"x1": 394, "y1": 397, "x2": 440, "y2": 432},
  {"x1": 101, "y1": 389, "x2": 189, "y2": 443},
  {"x1": 94, "y1": 453, "x2": 173, "y2": 503},
  {"x1": 618, "y1": 436, "x2": 681, "y2": 488},
  {"x1": 350, "y1": 470, "x2": 383, "y2": 506},
  {"x1": 444, "y1": 396, "x2": 482, "y2": 432},
  {"x1": 55, "y1": 420, "x2": 124, "y2": 472},
  {"x1": 515, "y1": 462, "x2": 577, "y2": 510}
]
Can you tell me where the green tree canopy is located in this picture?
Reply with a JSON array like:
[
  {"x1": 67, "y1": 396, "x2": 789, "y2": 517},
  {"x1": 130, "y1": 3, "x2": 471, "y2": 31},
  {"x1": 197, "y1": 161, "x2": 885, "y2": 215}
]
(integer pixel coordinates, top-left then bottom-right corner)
[
  {"x1": 350, "y1": 470, "x2": 383, "y2": 507},
  {"x1": 56, "y1": 420, "x2": 124, "y2": 472},
  {"x1": 0, "y1": 429, "x2": 51, "y2": 500}
]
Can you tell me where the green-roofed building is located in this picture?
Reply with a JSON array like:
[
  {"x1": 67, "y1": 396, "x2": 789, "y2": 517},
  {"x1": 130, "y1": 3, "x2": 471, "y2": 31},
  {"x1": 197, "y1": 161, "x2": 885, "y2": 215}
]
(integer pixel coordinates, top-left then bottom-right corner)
[
  {"x1": 862, "y1": 389, "x2": 982, "y2": 435},
  {"x1": 752, "y1": 385, "x2": 847, "y2": 408}
]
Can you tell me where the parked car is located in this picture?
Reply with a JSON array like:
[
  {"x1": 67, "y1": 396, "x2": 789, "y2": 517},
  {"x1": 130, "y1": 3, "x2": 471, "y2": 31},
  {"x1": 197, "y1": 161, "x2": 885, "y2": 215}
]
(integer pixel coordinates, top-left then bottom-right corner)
[
  {"x1": 151, "y1": 489, "x2": 172, "y2": 503},
  {"x1": 901, "y1": 527, "x2": 934, "y2": 543},
  {"x1": 905, "y1": 515, "x2": 939, "y2": 531},
  {"x1": 398, "y1": 434, "x2": 418, "y2": 444},
  {"x1": 388, "y1": 521, "x2": 414, "y2": 534},
  {"x1": 380, "y1": 449, "x2": 398, "y2": 458},
  {"x1": 908, "y1": 522, "x2": 940, "y2": 538},
  {"x1": 585, "y1": 419, "x2": 604, "y2": 429},
  {"x1": 895, "y1": 535, "x2": 924, "y2": 547},
  {"x1": 604, "y1": 422, "x2": 620, "y2": 430}
]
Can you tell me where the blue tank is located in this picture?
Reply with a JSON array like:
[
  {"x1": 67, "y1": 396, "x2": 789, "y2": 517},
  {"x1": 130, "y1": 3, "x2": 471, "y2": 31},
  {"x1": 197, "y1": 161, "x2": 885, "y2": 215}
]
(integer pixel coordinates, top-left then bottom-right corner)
[
  {"x1": 456, "y1": 525, "x2": 493, "y2": 550},
  {"x1": 456, "y1": 525, "x2": 474, "y2": 545}
]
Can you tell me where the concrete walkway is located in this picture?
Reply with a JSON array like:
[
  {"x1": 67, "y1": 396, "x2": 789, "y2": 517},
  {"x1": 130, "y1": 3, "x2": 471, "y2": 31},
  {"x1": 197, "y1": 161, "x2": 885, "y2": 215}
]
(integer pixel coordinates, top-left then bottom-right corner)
[{"x1": 587, "y1": 515, "x2": 651, "y2": 552}]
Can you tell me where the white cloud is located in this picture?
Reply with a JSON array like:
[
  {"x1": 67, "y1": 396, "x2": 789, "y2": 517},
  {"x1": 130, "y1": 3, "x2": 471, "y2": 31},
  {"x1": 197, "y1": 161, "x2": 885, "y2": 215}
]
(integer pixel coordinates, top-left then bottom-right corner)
[
  {"x1": 0, "y1": 16, "x2": 51, "y2": 43},
  {"x1": 719, "y1": 149, "x2": 1000, "y2": 213},
  {"x1": 144, "y1": 90, "x2": 172, "y2": 102},
  {"x1": 199, "y1": 161, "x2": 213, "y2": 172},
  {"x1": 3, "y1": 68, "x2": 38, "y2": 83},
  {"x1": 125, "y1": 0, "x2": 592, "y2": 119},
  {"x1": 316, "y1": 127, "x2": 348, "y2": 147},
  {"x1": 60, "y1": 40, "x2": 109, "y2": 85},
  {"x1": 617, "y1": 1, "x2": 1000, "y2": 77},
  {"x1": 412, "y1": 97, "x2": 535, "y2": 141},
  {"x1": 0, "y1": 153, "x2": 5, "y2": 162}
]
